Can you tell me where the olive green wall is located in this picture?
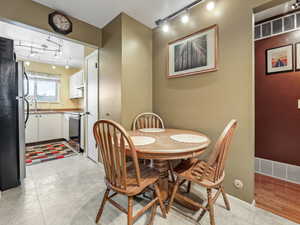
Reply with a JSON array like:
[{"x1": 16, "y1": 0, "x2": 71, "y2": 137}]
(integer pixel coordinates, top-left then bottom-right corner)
[
  {"x1": 100, "y1": 15, "x2": 122, "y2": 122},
  {"x1": 121, "y1": 14, "x2": 153, "y2": 129},
  {"x1": 152, "y1": 0, "x2": 287, "y2": 203},
  {"x1": 100, "y1": 13, "x2": 152, "y2": 129},
  {"x1": 0, "y1": 0, "x2": 101, "y2": 47}
]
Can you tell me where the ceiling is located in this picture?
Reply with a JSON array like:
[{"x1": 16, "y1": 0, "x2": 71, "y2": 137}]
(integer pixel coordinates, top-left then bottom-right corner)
[
  {"x1": 33, "y1": 0, "x2": 197, "y2": 28},
  {"x1": 0, "y1": 21, "x2": 84, "y2": 68},
  {"x1": 255, "y1": 1, "x2": 295, "y2": 23}
]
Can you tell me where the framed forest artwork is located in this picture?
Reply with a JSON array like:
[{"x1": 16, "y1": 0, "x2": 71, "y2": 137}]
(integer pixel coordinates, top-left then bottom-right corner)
[{"x1": 168, "y1": 24, "x2": 219, "y2": 78}]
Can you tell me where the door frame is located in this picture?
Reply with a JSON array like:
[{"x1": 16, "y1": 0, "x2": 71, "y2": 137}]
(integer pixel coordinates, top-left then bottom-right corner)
[{"x1": 83, "y1": 49, "x2": 99, "y2": 162}]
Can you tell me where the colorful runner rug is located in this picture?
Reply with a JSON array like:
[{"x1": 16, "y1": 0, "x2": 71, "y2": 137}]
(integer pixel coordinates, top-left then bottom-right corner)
[{"x1": 26, "y1": 142, "x2": 77, "y2": 165}]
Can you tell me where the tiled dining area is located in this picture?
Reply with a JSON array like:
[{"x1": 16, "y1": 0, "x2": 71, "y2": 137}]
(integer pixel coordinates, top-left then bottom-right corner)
[
  {"x1": 1, "y1": 112, "x2": 299, "y2": 225},
  {"x1": 0, "y1": 155, "x2": 297, "y2": 225}
]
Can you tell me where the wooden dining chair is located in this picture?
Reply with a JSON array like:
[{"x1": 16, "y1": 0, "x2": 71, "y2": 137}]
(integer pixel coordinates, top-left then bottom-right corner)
[
  {"x1": 132, "y1": 112, "x2": 164, "y2": 131},
  {"x1": 132, "y1": 112, "x2": 176, "y2": 182},
  {"x1": 93, "y1": 120, "x2": 166, "y2": 225},
  {"x1": 167, "y1": 120, "x2": 238, "y2": 225}
]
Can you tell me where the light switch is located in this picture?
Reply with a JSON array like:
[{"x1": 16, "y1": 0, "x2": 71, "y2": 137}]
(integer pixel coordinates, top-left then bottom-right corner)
[{"x1": 298, "y1": 100, "x2": 300, "y2": 109}]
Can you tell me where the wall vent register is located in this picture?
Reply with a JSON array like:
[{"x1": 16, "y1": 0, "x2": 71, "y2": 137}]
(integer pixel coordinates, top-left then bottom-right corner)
[{"x1": 255, "y1": 12, "x2": 300, "y2": 41}]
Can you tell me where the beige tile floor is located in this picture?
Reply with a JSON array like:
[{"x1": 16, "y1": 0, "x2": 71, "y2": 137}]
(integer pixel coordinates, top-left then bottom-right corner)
[{"x1": 0, "y1": 155, "x2": 298, "y2": 225}]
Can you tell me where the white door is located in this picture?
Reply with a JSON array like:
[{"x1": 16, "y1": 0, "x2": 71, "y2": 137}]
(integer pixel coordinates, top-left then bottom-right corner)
[{"x1": 86, "y1": 50, "x2": 99, "y2": 162}]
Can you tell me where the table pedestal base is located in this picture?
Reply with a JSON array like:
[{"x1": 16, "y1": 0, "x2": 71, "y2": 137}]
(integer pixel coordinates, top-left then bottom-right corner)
[
  {"x1": 153, "y1": 159, "x2": 203, "y2": 211},
  {"x1": 153, "y1": 160, "x2": 169, "y2": 201}
]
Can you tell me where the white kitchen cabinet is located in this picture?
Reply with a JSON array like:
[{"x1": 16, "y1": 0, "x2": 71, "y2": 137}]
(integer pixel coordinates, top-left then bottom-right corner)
[
  {"x1": 69, "y1": 75, "x2": 75, "y2": 98},
  {"x1": 62, "y1": 114, "x2": 69, "y2": 141},
  {"x1": 25, "y1": 114, "x2": 38, "y2": 143},
  {"x1": 75, "y1": 70, "x2": 84, "y2": 86},
  {"x1": 25, "y1": 113, "x2": 63, "y2": 144},
  {"x1": 69, "y1": 70, "x2": 84, "y2": 99},
  {"x1": 38, "y1": 114, "x2": 62, "y2": 141}
]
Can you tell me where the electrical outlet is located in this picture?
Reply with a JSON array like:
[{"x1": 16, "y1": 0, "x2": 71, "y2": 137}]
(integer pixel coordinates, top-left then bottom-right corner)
[
  {"x1": 298, "y1": 100, "x2": 300, "y2": 109},
  {"x1": 234, "y1": 179, "x2": 243, "y2": 189}
]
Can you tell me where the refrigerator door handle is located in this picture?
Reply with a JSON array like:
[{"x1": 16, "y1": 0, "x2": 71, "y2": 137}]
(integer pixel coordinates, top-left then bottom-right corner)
[
  {"x1": 24, "y1": 98, "x2": 30, "y2": 126},
  {"x1": 24, "y1": 72, "x2": 29, "y2": 97}
]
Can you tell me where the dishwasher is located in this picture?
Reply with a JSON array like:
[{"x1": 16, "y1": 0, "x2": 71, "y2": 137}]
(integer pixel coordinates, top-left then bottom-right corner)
[{"x1": 68, "y1": 114, "x2": 83, "y2": 153}]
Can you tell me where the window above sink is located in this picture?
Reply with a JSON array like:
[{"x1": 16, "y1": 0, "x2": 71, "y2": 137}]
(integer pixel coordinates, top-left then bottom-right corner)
[{"x1": 25, "y1": 72, "x2": 60, "y2": 103}]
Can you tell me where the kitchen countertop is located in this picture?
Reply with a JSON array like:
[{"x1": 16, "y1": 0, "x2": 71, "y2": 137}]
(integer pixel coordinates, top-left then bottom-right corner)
[{"x1": 29, "y1": 109, "x2": 84, "y2": 115}]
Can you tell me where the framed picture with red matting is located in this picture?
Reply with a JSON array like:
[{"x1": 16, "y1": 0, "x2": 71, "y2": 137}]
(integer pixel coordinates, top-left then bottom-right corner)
[{"x1": 266, "y1": 44, "x2": 294, "y2": 75}]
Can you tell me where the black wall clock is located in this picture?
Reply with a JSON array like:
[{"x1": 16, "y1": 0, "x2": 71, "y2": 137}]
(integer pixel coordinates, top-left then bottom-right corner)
[{"x1": 49, "y1": 11, "x2": 73, "y2": 35}]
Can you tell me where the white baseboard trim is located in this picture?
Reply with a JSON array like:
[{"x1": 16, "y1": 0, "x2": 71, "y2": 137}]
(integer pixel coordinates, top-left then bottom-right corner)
[{"x1": 255, "y1": 157, "x2": 300, "y2": 185}]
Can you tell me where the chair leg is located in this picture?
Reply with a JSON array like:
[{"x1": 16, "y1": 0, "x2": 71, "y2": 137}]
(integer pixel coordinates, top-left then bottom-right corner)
[
  {"x1": 95, "y1": 188, "x2": 110, "y2": 223},
  {"x1": 167, "y1": 177, "x2": 181, "y2": 213},
  {"x1": 154, "y1": 183, "x2": 167, "y2": 218},
  {"x1": 148, "y1": 202, "x2": 158, "y2": 225},
  {"x1": 220, "y1": 186, "x2": 230, "y2": 211},
  {"x1": 186, "y1": 181, "x2": 192, "y2": 193},
  {"x1": 128, "y1": 196, "x2": 134, "y2": 225},
  {"x1": 207, "y1": 188, "x2": 216, "y2": 225}
]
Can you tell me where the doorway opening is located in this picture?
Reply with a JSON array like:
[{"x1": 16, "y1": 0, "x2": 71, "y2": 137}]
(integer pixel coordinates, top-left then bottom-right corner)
[
  {"x1": 0, "y1": 19, "x2": 99, "y2": 177},
  {"x1": 254, "y1": 2, "x2": 300, "y2": 223}
]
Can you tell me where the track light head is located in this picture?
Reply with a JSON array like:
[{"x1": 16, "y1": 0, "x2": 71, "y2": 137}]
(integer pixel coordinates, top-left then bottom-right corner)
[
  {"x1": 292, "y1": 0, "x2": 300, "y2": 9},
  {"x1": 162, "y1": 23, "x2": 170, "y2": 32},
  {"x1": 181, "y1": 12, "x2": 190, "y2": 24},
  {"x1": 206, "y1": 1, "x2": 216, "y2": 11}
]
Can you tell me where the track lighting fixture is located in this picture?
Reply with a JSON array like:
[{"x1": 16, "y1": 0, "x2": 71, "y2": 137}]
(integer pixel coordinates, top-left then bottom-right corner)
[
  {"x1": 292, "y1": 0, "x2": 300, "y2": 9},
  {"x1": 155, "y1": 0, "x2": 203, "y2": 27},
  {"x1": 155, "y1": 0, "x2": 216, "y2": 32}
]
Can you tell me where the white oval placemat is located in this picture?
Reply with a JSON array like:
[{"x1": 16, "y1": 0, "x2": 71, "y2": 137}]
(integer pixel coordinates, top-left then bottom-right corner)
[
  {"x1": 170, "y1": 134, "x2": 208, "y2": 143},
  {"x1": 131, "y1": 136, "x2": 156, "y2": 146},
  {"x1": 139, "y1": 128, "x2": 165, "y2": 133}
]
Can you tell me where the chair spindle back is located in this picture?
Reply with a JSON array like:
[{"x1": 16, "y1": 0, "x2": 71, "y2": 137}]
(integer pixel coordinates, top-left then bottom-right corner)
[
  {"x1": 200, "y1": 120, "x2": 238, "y2": 182},
  {"x1": 133, "y1": 112, "x2": 164, "y2": 131},
  {"x1": 93, "y1": 120, "x2": 141, "y2": 190}
]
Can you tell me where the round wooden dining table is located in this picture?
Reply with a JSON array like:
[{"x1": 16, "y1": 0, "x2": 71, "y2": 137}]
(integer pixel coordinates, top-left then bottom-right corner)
[{"x1": 127, "y1": 128, "x2": 211, "y2": 210}]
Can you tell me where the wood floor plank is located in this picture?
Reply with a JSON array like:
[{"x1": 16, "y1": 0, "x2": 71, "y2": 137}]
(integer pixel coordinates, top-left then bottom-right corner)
[{"x1": 255, "y1": 173, "x2": 300, "y2": 224}]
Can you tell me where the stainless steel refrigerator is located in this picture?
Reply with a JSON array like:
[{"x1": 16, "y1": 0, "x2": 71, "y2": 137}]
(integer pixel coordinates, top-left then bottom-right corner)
[{"x1": 0, "y1": 36, "x2": 28, "y2": 191}]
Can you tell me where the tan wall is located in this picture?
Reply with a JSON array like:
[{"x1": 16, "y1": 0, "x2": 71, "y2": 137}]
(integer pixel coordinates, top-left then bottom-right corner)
[
  {"x1": 100, "y1": 15, "x2": 122, "y2": 122},
  {"x1": 152, "y1": 0, "x2": 286, "y2": 203},
  {"x1": 1, "y1": 0, "x2": 101, "y2": 47},
  {"x1": 24, "y1": 61, "x2": 82, "y2": 109},
  {"x1": 100, "y1": 13, "x2": 152, "y2": 128},
  {"x1": 121, "y1": 14, "x2": 153, "y2": 129}
]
